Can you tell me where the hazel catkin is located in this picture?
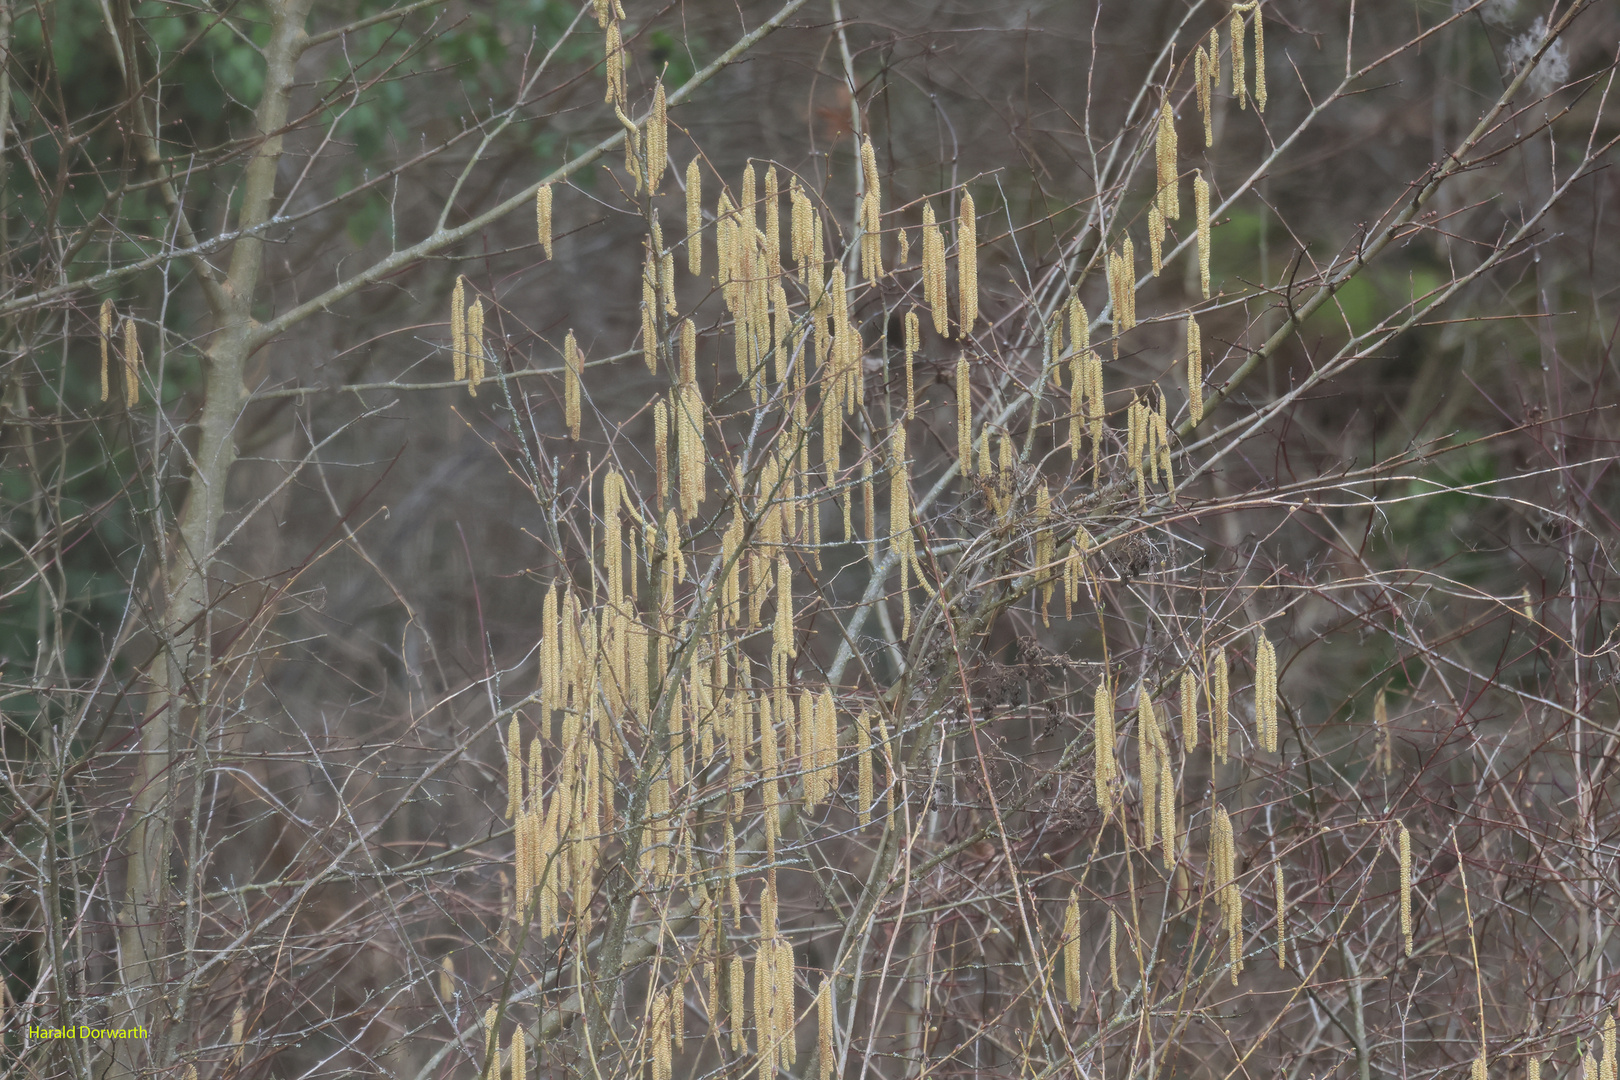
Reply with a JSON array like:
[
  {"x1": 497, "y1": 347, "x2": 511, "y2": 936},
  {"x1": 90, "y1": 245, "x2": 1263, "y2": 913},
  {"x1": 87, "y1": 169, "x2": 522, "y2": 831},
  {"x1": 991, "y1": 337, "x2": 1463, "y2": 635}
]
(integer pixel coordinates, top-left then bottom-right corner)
[
  {"x1": 537, "y1": 183, "x2": 553, "y2": 259},
  {"x1": 957, "y1": 192, "x2": 977, "y2": 335},
  {"x1": 98, "y1": 300, "x2": 113, "y2": 402},
  {"x1": 1094, "y1": 681, "x2": 1116, "y2": 818}
]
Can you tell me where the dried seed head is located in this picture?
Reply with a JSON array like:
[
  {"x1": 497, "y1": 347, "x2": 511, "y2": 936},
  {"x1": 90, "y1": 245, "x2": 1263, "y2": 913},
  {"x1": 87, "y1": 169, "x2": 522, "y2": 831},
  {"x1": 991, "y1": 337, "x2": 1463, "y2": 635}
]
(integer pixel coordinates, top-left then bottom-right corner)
[
  {"x1": 439, "y1": 955, "x2": 455, "y2": 999},
  {"x1": 99, "y1": 300, "x2": 113, "y2": 402},
  {"x1": 1194, "y1": 172, "x2": 1212, "y2": 299},
  {"x1": 1156, "y1": 96, "x2": 1180, "y2": 221},
  {"x1": 686, "y1": 158, "x2": 703, "y2": 276},
  {"x1": 957, "y1": 192, "x2": 978, "y2": 335},
  {"x1": 537, "y1": 184, "x2": 553, "y2": 259},
  {"x1": 1399, "y1": 821, "x2": 1413, "y2": 955},
  {"x1": 1094, "y1": 681, "x2": 1116, "y2": 818},
  {"x1": 956, "y1": 354, "x2": 972, "y2": 468},
  {"x1": 564, "y1": 330, "x2": 583, "y2": 440},
  {"x1": 231, "y1": 1001, "x2": 246, "y2": 1064},
  {"x1": 648, "y1": 81, "x2": 668, "y2": 192}
]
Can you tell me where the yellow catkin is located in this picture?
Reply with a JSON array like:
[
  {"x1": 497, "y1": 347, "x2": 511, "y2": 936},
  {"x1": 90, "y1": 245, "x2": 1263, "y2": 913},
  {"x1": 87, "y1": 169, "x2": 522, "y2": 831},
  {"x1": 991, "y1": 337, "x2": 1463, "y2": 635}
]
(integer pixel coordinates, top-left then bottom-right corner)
[
  {"x1": 451, "y1": 276, "x2": 466, "y2": 382},
  {"x1": 604, "y1": 20, "x2": 625, "y2": 106},
  {"x1": 818, "y1": 979, "x2": 834, "y2": 1080},
  {"x1": 1180, "y1": 670, "x2": 1198, "y2": 748},
  {"x1": 1186, "y1": 316, "x2": 1204, "y2": 425},
  {"x1": 861, "y1": 457, "x2": 875, "y2": 559},
  {"x1": 1230, "y1": 7, "x2": 1247, "y2": 111},
  {"x1": 856, "y1": 710, "x2": 873, "y2": 825},
  {"x1": 466, "y1": 297, "x2": 484, "y2": 395},
  {"x1": 1255, "y1": 632, "x2": 1277, "y2": 753},
  {"x1": 642, "y1": 249, "x2": 659, "y2": 373},
  {"x1": 1253, "y1": 5, "x2": 1267, "y2": 113},
  {"x1": 1209, "y1": 646, "x2": 1229, "y2": 762},
  {"x1": 1063, "y1": 891, "x2": 1081, "y2": 1003},
  {"x1": 1122, "y1": 236, "x2": 1136, "y2": 330},
  {"x1": 1195, "y1": 172, "x2": 1211, "y2": 299},
  {"x1": 537, "y1": 183, "x2": 553, "y2": 259},
  {"x1": 1156, "y1": 96, "x2": 1179, "y2": 221},
  {"x1": 678, "y1": 381, "x2": 704, "y2": 521},
  {"x1": 1159, "y1": 750, "x2": 1174, "y2": 868},
  {"x1": 98, "y1": 300, "x2": 113, "y2": 401},
  {"x1": 483, "y1": 1006, "x2": 498, "y2": 1067},
  {"x1": 896, "y1": 227, "x2": 909, "y2": 265},
  {"x1": 763, "y1": 165, "x2": 782, "y2": 281},
  {"x1": 511, "y1": 1027, "x2": 527, "y2": 1080},
  {"x1": 922, "y1": 202, "x2": 948, "y2": 336},
  {"x1": 439, "y1": 955, "x2": 454, "y2": 999},
  {"x1": 1399, "y1": 821, "x2": 1413, "y2": 956},
  {"x1": 1148, "y1": 203, "x2": 1164, "y2": 278},
  {"x1": 1139, "y1": 691, "x2": 1159, "y2": 844},
  {"x1": 230, "y1": 1001, "x2": 245, "y2": 1064},
  {"x1": 860, "y1": 190, "x2": 882, "y2": 284},
  {"x1": 1212, "y1": 803, "x2": 1242, "y2": 982},
  {"x1": 1196, "y1": 46, "x2": 1214, "y2": 149},
  {"x1": 1107, "y1": 909, "x2": 1119, "y2": 990},
  {"x1": 564, "y1": 330, "x2": 583, "y2": 440},
  {"x1": 1474, "y1": 1057, "x2": 1487, "y2": 1080},
  {"x1": 654, "y1": 400, "x2": 669, "y2": 509},
  {"x1": 686, "y1": 158, "x2": 703, "y2": 276},
  {"x1": 1530, "y1": 1059, "x2": 1542, "y2": 1080},
  {"x1": 716, "y1": 192, "x2": 737, "y2": 292},
  {"x1": 506, "y1": 718, "x2": 523, "y2": 819},
  {"x1": 1374, "y1": 688, "x2": 1392, "y2": 773},
  {"x1": 1094, "y1": 681, "x2": 1115, "y2": 818},
  {"x1": 1274, "y1": 861, "x2": 1287, "y2": 967},
  {"x1": 1036, "y1": 483, "x2": 1055, "y2": 621},
  {"x1": 648, "y1": 81, "x2": 668, "y2": 193},
  {"x1": 729, "y1": 954, "x2": 747, "y2": 1051},
  {"x1": 1600, "y1": 1014, "x2": 1617, "y2": 1080},
  {"x1": 957, "y1": 192, "x2": 977, "y2": 336},
  {"x1": 903, "y1": 310, "x2": 919, "y2": 420},
  {"x1": 956, "y1": 354, "x2": 972, "y2": 467}
]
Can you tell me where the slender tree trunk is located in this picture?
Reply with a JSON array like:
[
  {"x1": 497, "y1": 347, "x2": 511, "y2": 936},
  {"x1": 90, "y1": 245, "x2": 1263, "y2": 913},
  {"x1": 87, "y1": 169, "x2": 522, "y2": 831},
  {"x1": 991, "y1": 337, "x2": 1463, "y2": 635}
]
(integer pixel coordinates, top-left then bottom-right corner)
[{"x1": 111, "y1": 3, "x2": 313, "y2": 1075}]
